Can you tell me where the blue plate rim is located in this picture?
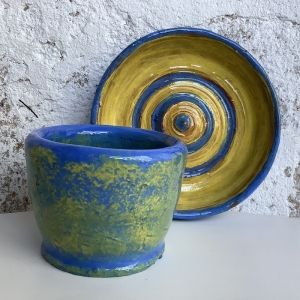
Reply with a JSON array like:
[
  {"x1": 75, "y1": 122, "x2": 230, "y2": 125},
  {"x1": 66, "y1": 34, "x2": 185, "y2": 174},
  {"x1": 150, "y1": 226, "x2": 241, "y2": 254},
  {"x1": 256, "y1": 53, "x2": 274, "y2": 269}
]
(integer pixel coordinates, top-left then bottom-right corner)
[{"x1": 90, "y1": 27, "x2": 280, "y2": 220}]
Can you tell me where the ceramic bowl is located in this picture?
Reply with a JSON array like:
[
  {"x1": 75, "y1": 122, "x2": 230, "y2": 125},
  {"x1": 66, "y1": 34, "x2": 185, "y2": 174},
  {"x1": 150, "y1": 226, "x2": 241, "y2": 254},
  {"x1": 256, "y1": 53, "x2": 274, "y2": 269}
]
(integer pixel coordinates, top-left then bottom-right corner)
[
  {"x1": 25, "y1": 124, "x2": 187, "y2": 277},
  {"x1": 91, "y1": 28, "x2": 280, "y2": 219}
]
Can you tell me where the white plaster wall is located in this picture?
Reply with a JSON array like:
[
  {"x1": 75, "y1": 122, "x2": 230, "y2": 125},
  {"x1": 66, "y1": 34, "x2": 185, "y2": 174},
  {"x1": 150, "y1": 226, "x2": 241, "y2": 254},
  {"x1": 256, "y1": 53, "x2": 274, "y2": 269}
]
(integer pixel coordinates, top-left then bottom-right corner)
[{"x1": 0, "y1": 0, "x2": 299, "y2": 215}]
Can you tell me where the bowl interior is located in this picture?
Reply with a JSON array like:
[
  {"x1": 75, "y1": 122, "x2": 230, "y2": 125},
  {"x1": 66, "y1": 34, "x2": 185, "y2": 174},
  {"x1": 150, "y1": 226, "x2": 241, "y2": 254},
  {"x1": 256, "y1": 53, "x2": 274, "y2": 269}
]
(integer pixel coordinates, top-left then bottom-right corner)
[
  {"x1": 92, "y1": 30, "x2": 279, "y2": 215},
  {"x1": 40, "y1": 126, "x2": 176, "y2": 150}
]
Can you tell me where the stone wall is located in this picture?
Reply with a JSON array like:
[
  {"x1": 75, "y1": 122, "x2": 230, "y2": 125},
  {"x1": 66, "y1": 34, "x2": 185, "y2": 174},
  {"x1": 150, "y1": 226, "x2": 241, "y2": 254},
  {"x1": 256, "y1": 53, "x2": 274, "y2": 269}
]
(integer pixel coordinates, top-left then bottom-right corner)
[{"x1": 0, "y1": 0, "x2": 299, "y2": 215}]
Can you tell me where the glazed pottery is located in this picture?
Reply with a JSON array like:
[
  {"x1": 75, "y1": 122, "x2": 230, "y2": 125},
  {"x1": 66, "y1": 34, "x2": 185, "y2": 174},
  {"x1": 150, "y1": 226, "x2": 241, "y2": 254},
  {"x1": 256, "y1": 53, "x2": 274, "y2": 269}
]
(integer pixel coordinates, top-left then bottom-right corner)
[
  {"x1": 91, "y1": 27, "x2": 280, "y2": 220},
  {"x1": 25, "y1": 124, "x2": 187, "y2": 277}
]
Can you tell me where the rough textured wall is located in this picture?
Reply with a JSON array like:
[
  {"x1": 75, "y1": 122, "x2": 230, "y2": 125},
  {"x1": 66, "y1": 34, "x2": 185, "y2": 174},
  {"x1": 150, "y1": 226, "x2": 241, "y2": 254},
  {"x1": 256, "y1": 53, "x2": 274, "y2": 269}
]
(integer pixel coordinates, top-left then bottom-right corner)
[{"x1": 0, "y1": 0, "x2": 299, "y2": 215}]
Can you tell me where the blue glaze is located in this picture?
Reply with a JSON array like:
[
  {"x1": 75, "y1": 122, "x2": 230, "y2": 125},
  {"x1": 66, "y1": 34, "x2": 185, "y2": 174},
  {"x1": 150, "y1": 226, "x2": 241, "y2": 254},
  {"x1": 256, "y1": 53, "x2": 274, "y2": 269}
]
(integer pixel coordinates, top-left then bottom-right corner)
[
  {"x1": 91, "y1": 28, "x2": 280, "y2": 220},
  {"x1": 132, "y1": 73, "x2": 235, "y2": 177},
  {"x1": 174, "y1": 114, "x2": 191, "y2": 132},
  {"x1": 25, "y1": 124, "x2": 187, "y2": 276},
  {"x1": 42, "y1": 241, "x2": 165, "y2": 271},
  {"x1": 150, "y1": 92, "x2": 214, "y2": 153}
]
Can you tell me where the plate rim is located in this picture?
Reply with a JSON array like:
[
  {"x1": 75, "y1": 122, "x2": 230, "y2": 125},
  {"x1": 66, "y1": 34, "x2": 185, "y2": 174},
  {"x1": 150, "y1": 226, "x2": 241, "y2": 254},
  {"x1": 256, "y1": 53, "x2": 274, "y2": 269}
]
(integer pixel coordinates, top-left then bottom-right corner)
[{"x1": 90, "y1": 27, "x2": 280, "y2": 220}]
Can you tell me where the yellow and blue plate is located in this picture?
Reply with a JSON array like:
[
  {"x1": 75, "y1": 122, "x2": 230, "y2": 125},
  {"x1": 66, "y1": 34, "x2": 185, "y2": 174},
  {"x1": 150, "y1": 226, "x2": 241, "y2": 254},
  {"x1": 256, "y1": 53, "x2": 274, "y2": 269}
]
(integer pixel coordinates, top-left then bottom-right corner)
[{"x1": 91, "y1": 28, "x2": 280, "y2": 220}]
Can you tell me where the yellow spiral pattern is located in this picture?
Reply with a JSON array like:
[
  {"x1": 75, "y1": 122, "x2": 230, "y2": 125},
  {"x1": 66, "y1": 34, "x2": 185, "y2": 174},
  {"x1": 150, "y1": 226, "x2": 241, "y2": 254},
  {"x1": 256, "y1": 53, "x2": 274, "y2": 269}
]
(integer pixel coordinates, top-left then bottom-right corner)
[
  {"x1": 162, "y1": 101, "x2": 206, "y2": 144},
  {"x1": 95, "y1": 35, "x2": 276, "y2": 212},
  {"x1": 139, "y1": 81, "x2": 229, "y2": 168}
]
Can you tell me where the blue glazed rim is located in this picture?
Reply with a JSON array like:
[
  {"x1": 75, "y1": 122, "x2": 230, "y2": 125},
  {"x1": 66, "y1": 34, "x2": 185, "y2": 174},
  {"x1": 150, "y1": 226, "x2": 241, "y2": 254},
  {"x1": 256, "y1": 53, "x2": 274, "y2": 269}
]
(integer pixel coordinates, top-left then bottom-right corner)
[
  {"x1": 90, "y1": 27, "x2": 280, "y2": 220},
  {"x1": 26, "y1": 124, "x2": 187, "y2": 160}
]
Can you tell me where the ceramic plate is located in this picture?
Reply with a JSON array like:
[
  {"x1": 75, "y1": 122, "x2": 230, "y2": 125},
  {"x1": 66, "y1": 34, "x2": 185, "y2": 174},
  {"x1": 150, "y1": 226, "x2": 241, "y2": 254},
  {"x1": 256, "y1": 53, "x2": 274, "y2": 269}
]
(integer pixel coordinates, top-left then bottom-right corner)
[{"x1": 91, "y1": 28, "x2": 280, "y2": 220}]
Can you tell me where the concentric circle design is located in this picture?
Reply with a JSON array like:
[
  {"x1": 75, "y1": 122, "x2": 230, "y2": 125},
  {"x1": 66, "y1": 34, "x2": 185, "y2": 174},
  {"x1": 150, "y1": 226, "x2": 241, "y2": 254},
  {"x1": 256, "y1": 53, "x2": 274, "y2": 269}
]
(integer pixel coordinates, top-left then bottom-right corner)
[
  {"x1": 160, "y1": 99, "x2": 210, "y2": 145},
  {"x1": 91, "y1": 28, "x2": 280, "y2": 220},
  {"x1": 132, "y1": 72, "x2": 236, "y2": 177},
  {"x1": 151, "y1": 95, "x2": 214, "y2": 150}
]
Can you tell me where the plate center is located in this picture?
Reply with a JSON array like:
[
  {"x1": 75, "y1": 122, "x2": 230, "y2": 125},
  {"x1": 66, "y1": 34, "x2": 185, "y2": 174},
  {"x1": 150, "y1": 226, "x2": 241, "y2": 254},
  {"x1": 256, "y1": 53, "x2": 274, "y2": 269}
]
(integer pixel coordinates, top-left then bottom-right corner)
[{"x1": 174, "y1": 113, "x2": 191, "y2": 133}]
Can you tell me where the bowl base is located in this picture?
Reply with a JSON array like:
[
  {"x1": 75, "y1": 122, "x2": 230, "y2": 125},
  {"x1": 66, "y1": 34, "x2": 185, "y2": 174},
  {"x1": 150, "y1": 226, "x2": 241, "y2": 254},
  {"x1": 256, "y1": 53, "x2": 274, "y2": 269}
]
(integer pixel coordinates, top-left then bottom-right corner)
[{"x1": 41, "y1": 242, "x2": 165, "y2": 277}]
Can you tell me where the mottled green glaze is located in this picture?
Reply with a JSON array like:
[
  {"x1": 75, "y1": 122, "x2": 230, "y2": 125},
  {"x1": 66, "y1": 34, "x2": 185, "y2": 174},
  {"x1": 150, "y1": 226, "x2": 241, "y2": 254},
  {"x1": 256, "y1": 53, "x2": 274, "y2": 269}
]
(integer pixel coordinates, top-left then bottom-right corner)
[
  {"x1": 29, "y1": 147, "x2": 182, "y2": 257},
  {"x1": 25, "y1": 125, "x2": 187, "y2": 277}
]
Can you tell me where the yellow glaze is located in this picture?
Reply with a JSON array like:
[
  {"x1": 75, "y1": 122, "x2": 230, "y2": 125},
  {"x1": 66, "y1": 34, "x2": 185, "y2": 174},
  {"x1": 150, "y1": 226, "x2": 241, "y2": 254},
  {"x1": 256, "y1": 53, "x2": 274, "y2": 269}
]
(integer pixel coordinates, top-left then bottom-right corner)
[
  {"x1": 139, "y1": 82, "x2": 229, "y2": 168},
  {"x1": 162, "y1": 101, "x2": 206, "y2": 144},
  {"x1": 96, "y1": 35, "x2": 275, "y2": 211}
]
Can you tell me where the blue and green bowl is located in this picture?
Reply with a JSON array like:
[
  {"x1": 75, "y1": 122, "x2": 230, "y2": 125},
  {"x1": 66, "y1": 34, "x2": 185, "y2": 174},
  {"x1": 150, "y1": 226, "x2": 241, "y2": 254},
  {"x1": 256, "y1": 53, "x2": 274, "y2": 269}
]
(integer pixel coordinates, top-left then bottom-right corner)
[{"x1": 25, "y1": 124, "x2": 187, "y2": 277}]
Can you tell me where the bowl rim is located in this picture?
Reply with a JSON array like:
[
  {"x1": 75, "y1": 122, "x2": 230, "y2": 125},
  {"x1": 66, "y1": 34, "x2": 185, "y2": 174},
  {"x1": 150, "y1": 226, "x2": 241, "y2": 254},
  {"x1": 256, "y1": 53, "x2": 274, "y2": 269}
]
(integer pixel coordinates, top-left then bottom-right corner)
[
  {"x1": 26, "y1": 124, "x2": 187, "y2": 156},
  {"x1": 90, "y1": 27, "x2": 280, "y2": 219}
]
